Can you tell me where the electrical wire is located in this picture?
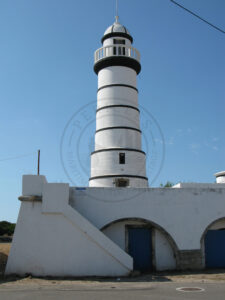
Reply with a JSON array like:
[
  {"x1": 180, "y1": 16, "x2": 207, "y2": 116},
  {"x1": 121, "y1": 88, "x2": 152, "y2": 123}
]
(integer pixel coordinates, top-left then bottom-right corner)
[
  {"x1": 0, "y1": 152, "x2": 36, "y2": 162},
  {"x1": 170, "y1": 0, "x2": 225, "y2": 34}
]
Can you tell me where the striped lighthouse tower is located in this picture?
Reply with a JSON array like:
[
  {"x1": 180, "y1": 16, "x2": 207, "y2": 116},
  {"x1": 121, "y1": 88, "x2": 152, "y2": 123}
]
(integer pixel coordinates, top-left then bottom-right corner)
[{"x1": 89, "y1": 17, "x2": 148, "y2": 188}]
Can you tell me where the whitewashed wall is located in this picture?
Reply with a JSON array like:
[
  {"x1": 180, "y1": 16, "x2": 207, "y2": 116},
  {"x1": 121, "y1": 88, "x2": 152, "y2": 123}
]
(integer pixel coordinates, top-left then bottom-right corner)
[
  {"x1": 89, "y1": 177, "x2": 148, "y2": 188},
  {"x1": 102, "y1": 220, "x2": 146, "y2": 251},
  {"x1": 154, "y1": 229, "x2": 176, "y2": 271},
  {"x1": 7, "y1": 175, "x2": 225, "y2": 276},
  {"x1": 97, "y1": 87, "x2": 138, "y2": 108},
  {"x1": 102, "y1": 221, "x2": 176, "y2": 271},
  {"x1": 90, "y1": 151, "x2": 146, "y2": 177},
  {"x1": 70, "y1": 185, "x2": 225, "y2": 250},
  {"x1": 96, "y1": 107, "x2": 140, "y2": 130},
  {"x1": 95, "y1": 129, "x2": 141, "y2": 150},
  {"x1": 98, "y1": 67, "x2": 136, "y2": 88},
  {"x1": 6, "y1": 175, "x2": 132, "y2": 277}
]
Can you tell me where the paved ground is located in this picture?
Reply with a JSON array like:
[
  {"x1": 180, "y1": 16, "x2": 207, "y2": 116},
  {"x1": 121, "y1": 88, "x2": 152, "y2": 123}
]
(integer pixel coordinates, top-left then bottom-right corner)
[
  {"x1": 1, "y1": 273, "x2": 225, "y2": 300},
  {"x1": 1, "y1": 243, "x2": 225, "y2": 298},
  {"x1": 0, "y1": 281, "x2": 225, "y2": 300}
]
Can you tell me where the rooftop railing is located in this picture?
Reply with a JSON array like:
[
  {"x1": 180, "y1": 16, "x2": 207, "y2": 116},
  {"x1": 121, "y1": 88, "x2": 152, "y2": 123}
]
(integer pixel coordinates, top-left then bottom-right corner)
[{"x1": 94, "y1": 45, "x2": 140, "y2": 64}]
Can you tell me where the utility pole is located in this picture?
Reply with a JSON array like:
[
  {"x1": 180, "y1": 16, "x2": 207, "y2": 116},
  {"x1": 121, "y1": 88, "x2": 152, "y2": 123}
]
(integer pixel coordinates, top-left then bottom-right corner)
[{"x1": 37, "y1": 149, "x2": 40, "y2": 175}]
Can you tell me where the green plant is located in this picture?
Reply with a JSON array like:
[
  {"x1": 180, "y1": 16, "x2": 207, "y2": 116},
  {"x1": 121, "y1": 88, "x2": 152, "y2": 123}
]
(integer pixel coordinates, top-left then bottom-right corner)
[{"x1": 0, "y1": 221, "x2": 16, "y2": 236}]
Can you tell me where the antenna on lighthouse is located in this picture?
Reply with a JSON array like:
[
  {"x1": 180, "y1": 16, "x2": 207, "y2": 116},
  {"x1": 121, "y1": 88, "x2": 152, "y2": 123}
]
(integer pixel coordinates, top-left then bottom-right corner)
[{"x1": 115, "y1": 0, "x2": 119, "y2": 23}]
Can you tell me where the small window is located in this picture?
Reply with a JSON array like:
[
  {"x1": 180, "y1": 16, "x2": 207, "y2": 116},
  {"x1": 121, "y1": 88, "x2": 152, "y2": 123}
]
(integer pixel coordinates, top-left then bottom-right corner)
[
  {"x1": 113, "y1": 39, "x2": 125, "y2": 45},
  {"x1": 118, "y1": 47, "x2": 125, "y2": 55},
  {"x1": 119, "y1": 153, "x2": 125, "y2": 164},
  {"x1": 115, "y1": 178, "x2": 129, "y2": 187}
]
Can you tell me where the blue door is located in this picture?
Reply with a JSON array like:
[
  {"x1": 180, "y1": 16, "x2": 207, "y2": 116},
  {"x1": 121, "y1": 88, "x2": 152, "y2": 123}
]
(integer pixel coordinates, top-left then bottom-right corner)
[
  {"x1": 128, "y1": 227, "x2": 152, "y2": 271},
  {"x1": 205, "y1": 229, "x2": 225, "y2": 268}
]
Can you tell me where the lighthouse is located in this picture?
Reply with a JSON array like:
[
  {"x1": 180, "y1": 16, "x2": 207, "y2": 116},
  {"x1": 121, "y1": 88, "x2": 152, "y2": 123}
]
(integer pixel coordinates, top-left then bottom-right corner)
[{"x1": 89, "y1": 17, "x2": 148, "y2": 188}]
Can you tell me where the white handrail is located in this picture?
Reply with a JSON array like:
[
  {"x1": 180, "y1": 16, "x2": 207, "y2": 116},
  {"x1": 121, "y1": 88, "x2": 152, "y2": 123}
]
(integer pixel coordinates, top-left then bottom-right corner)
[{"x1": 94, "y1": 45, "x2": 140, "y2": 63}]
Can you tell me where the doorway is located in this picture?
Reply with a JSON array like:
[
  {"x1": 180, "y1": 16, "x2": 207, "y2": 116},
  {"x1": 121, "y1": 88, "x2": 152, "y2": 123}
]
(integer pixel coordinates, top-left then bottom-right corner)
[
  {"x1": 127, "y1": 227, "x2": 152, "y2": 271},
  {"x1": 205, "y1": 229, "x2": 225, "y2": 268}
]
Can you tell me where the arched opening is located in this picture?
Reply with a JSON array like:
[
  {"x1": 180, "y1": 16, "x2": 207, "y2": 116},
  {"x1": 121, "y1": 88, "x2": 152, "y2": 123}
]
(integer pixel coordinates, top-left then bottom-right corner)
[
  {"x1": 201, "y1": 217, "x2": 225, "y2": 269},
  {"x1": 101, "y1": 218, "x2": 178, "y2": 272}
]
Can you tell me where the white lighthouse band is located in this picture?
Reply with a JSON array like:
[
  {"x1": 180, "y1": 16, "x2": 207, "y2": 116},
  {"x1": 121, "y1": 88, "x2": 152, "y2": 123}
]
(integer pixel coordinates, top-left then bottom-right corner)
[{"x1": 89, "y1": 18, "x2": 148, "y2": 188}]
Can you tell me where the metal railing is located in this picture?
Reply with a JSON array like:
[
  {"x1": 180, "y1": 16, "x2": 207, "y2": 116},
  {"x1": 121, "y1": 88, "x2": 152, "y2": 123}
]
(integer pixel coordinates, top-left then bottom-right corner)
[{"x1": 94, "y1": 45, "x2": 140, "y2": 64}]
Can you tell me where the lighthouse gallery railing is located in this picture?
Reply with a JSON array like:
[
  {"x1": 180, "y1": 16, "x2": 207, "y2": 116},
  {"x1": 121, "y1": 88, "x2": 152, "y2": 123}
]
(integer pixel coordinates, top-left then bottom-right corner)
[{"x1": 94, "y1": 45, "x2": 140, "y2": 63}]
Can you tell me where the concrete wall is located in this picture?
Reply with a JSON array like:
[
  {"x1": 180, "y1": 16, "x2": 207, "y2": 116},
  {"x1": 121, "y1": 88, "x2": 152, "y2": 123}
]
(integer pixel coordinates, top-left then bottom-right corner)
[
  {"x1": 98, "y1": 67, "x2": 136, "y2": 88},
  {"x1": 90, "y1": 151, "x2": 146, "y2": 177},
  {"x1": 103, "y1": 220, "x2": 145, "y2": 251},
  {"x1": 94, "y1": 129, "x2": 141, "y2": 150},
  {"x1": 89, "y1": 177, "x2": 148, "y2": 188},
  {"x1": 7, "y1": 176, "x2": 225, "y2": 275},
  {"x1": 97, "y1": 86, "x2": 138, "y2": 108},
  {"x1": 102, "y1": 220, "x2": 176, "y2": 271},
  {"x1": 6, "y1": 175, "x2": 132, "y2": 277},
  {"x1": 70, "y1": 186, "x2": 225, "y2": 270},
  {"x1": 96, "y1": 106, "x2": 140, "y2": 130},
  {"x1": 70, "y1": 185, "x2": 225, "y2": 251},
  {"x1": 154, "y1": 229, "x2": 176, "y2": 271}
]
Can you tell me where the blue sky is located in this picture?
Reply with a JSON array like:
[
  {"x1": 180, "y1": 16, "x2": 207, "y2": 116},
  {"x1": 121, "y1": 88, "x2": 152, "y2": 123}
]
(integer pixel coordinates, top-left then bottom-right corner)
[{"x1": 0, "y1": 0, "x2": 224, "y2": 222}]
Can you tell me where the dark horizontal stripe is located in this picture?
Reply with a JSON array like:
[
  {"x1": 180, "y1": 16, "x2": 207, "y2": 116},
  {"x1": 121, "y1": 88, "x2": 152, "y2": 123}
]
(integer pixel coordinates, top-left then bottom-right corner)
[
  {"x1": 216, "y1": 175, "x2": 225, "y2": 178},
  {"x1": 89, "y1": 174, "x2": 148, "y2": 181},
  {"x1": 96, "y1": 105, "x2": 140, "y2": 113},
  {"x1": 95, "y1": 126, "x2": 141, "y2": 134},
  {"x1": 101, "y1": 32, "x2": 133, "y2": 44},
  {"x1": 91, "y1": 148, "x2": 146, "y2": 155},
  {"x1": 97, "y1": 84, "x2": 138, "y2": 93},
  {"x1": 94, "y1": 56, "x2": 141, "y2": 75}
]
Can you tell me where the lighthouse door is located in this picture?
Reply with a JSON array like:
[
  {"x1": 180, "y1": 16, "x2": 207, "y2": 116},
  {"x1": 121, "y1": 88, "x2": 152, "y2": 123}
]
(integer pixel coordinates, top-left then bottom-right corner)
[{"x1": 127, "y1": 227, "x2": 152, "y2": 272}]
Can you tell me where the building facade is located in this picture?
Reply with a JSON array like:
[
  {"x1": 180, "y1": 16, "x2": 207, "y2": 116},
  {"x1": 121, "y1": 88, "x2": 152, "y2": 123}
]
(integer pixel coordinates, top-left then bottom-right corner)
[{"x1": 5, "y1": 19, "x2": 225, "y2": 277}]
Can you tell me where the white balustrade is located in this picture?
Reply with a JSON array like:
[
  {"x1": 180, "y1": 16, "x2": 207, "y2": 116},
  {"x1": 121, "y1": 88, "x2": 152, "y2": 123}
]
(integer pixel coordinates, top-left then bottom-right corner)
[{"x1": 94, "y1": 45, "x2": 140, "y2": 63}]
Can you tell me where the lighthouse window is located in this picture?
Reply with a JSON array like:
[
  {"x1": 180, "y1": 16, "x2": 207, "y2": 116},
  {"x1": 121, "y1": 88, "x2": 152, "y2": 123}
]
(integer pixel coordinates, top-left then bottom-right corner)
[
  {"x1": 113, "y1": 39, "x2": 125, "y2": 45},
  {"x1": 119, "y1": 153, "x2": 125, "y2": 164},
  {"x1": 115, "y1": 178, "x2": 129, "y2": 187},
  {"x1": 113, "y1": 39, "x2": 126, "y2": 55}
]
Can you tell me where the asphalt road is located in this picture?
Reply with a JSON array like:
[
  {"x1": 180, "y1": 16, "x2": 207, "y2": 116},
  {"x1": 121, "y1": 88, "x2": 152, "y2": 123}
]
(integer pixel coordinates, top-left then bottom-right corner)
[{"x1": 0, "y1": 282, "x2": 225, "y2": 300}]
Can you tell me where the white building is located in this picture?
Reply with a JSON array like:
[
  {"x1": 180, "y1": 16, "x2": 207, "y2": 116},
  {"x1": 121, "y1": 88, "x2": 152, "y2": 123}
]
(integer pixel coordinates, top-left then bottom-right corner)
[{"x1": 6, "y1": 18, "x2": 225, "y2": 277}]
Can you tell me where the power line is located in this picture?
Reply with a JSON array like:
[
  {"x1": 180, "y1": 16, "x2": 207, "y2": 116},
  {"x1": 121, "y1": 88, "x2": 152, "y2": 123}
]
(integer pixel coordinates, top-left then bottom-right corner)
[
  {"x1": 0, "y1": 152, "x2": 36, "y2": 162},
  {"x1": 170, "y1": 0, "x2": 225, "y2": 35}
]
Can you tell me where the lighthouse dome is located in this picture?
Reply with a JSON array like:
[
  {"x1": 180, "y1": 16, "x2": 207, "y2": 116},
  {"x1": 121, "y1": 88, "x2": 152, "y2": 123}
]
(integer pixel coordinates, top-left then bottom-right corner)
[
  {"x1": 101, "y1": 18, "x2": 133, "y2": 44},
  {"x1": 104, "y1": 20, "x2": 130, "y2": 35}
]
